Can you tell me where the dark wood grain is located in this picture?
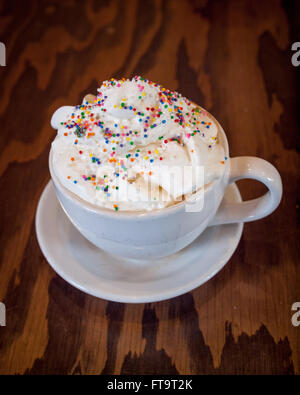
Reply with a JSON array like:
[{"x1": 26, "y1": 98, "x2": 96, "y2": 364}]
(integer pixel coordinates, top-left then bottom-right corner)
[{"x1": 0, "y1": 0, "x2": 299, "y2": 375}]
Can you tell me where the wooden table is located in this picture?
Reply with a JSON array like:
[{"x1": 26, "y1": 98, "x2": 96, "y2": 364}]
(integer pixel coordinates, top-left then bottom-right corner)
[{"x1": 0, "y1": 0, "x2": 299, "y2": 375}]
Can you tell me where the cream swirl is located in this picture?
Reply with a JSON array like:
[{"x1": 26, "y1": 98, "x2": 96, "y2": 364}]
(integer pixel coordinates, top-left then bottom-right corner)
[{"x1": 51, "y1": 76, "x2": 227, "y2": 211}]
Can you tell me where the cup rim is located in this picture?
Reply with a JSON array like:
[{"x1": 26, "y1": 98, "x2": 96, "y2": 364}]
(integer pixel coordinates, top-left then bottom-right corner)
[{"x1": 49, "y1": 114, "x2": 229, "y2": 220}]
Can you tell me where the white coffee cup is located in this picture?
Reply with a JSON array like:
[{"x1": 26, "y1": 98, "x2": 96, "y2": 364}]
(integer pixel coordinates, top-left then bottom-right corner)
[{"x1": 49, "y1": 120, "x2": 282, "y2": 260}]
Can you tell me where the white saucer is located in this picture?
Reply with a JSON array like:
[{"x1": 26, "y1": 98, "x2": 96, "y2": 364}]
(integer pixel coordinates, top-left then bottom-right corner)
[{"x1": 35, "y1": 181, "x2": 243, "y2": 303}]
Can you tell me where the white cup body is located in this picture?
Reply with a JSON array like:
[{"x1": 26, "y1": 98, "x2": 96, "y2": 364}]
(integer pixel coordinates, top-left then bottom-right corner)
[
  {"x1": 51, "y1": 162, "x2": 229, "y2": 259},
  {"x1": 49, "y1": 125, "x2": 230, "y2": 259}
]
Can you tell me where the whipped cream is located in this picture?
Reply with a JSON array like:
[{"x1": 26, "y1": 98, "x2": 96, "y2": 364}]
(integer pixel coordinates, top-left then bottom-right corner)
[{"x1": 51, "y1": 76, "x2": 227, "y2": 211}]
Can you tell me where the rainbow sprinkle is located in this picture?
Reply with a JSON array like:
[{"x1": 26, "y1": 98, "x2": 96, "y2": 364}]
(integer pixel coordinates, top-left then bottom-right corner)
[{"x1": 58, "y1": 76, "x2": 226, "y2": 210}]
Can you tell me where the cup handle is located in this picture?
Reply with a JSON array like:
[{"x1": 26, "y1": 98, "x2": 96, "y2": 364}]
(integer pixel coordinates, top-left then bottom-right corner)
[{"x1": 209, "y1": 156, "x2": 282, "y2": 226}]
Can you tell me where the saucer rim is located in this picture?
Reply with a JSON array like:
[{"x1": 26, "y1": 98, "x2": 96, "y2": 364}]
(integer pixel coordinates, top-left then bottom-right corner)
[{"x1": 35, "y1": 181, "x2": 243, "y2": 303}]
